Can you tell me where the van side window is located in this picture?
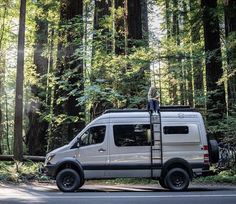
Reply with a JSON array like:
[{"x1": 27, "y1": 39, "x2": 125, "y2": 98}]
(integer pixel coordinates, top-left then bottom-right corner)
[
  {"x1": 80, "y1": 126, "x2": 106, "y2": 146},
  {"x1": 113, "y1": 124, "x2": 151, "y2": 147},
  {"x1": 164, "y1": 126, "x2": 189, "y2": 134}
]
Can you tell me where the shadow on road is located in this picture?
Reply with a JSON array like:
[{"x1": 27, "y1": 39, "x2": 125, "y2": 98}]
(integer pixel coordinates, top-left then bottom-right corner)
[
  {"x1": 72, "y1": 185, "x2": 236, "y2": 193},
  {"x1": 1, "y1": 183, "x2": 236, "y2": 194}
]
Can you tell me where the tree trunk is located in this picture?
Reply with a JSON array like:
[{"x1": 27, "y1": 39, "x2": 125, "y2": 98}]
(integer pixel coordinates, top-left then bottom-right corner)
[
  {"x1": 25, "y1": 3, "x2": 49, "y2": 156},
  {"x1": 115, "y1": 0, "x2": 125, "y2": 54},
  {"x1": 0, "y1": 109, "x2": 2, "y2": 154},
  {"x1": 91, "y1": 0, "x2": 112, "y2": 118},
  {"x1": 189, "y1": 0, "x2": 203, "y2": 108},
  {"x1": 224, "y1": 0, "x2": 236, "y2": 107},
  {"x1": 140, "y1": 0, "x2": 148, "y2": 44},
  {"x1": 201, "y1": 0, "x2": 226, "y2": 125},
  {"x1": 127, "y1": 0, "x2": 142, "y2": 44},
  {"x1": 164, "y1": 0, "x2": 173, "y2": 103},
  {"x1": 14, "y1": 0, "x2": 26, "y2": 161},
  {"x1": 0, "y1": 3, "x2": 8, "y2": 155},
  {"x1": 171, "y1": 0, "x2": 180, "y2": 104},
  {"x1": 126, "y1": 0, "x2": 149, "y2": 107},
  {"x1": 5, "y1": 93, "x2": 11, "y2": 154},
  {"x1": 49, "y1": 0, "x2": 84, "y2": 150}
]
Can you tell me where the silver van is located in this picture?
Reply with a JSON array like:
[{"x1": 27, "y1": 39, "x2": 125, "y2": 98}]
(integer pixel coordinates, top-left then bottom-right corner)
[{"x1": 43, "y1": 106, "x2": 218, "y2": 192}]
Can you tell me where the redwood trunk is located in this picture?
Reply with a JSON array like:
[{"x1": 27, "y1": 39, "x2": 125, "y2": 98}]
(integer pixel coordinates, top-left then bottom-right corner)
[
  {"x1": 14, "y1": 0, "x2": 26, "y2": 161},
  {"x1": 26, "y1": 7, "x2": 49, "y2": 156},
  {"x1": 225, "y1": 0, "x2": 236, "y2": 106},
  {"x1": 201, "y1": 0, "x2": 226, "y2": 124},
  {"x1": 50, "y1": 0, "x2": 84, "y2": 150},
  {"x1": 190, "y1": 0, "x2": 203, "y2": 108}
]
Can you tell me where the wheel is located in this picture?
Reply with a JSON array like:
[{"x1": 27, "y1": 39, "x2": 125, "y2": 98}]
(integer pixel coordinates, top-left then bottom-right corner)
[
  {"x1": 159, "y1": 178, "x2": 167, "y2": 189},
  {"x1": 56, "y1": 169, "x2": 81, "y2": 192},
  {"x1": 165, "y1": 168, "x2": 190, "y2": 191}
]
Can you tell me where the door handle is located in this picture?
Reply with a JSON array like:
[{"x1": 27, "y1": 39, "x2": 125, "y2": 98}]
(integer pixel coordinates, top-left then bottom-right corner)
[{"x1": 98, "y1": 148, "x2": 106, "y2": 152}]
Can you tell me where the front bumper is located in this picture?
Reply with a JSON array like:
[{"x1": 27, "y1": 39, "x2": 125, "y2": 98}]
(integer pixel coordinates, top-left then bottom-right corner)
[{"x1": 40, "y1": 164, "x2": 57, "y2": 178}]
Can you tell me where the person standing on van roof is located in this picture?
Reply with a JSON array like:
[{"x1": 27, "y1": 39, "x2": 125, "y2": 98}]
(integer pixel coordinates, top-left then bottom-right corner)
[{"x1": 148, "y1": 86, "x2": 160, "y2": 114}]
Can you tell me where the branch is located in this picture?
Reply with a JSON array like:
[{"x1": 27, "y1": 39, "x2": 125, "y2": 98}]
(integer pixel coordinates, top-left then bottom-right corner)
[{"x1": 0, "y1": 155, "x2": 45, "y2": 162}]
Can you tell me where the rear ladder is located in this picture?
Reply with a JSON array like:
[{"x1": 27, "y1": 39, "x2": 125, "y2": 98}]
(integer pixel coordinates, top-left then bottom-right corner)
[{"x1": 150, "y1": 109, "x2": 163, "y2": 178}]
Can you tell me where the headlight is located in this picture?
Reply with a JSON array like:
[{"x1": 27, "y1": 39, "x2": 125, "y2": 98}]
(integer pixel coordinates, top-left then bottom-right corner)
[{"x1": 46, "y1": 154, "x2": 55, "y2": 163}]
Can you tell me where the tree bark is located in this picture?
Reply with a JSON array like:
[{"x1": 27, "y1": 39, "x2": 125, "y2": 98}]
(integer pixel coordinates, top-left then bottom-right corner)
[
  {"x1": 224, "y1": 0, "x2": 236, "y2": 107},
  {"x1": 201, "y1": 0, "x2": 226, "y2": 125},
  {"x1": 5, "y1": 93, "x2": 11, "y2": 154},
  {"x1": 127, "y1": 0, "x2": 142, "y2": 44},
  {"x1": 50, "y1": 0, "x2": 85, "y2": 150},
  {"x1": 189, "y1": 0, "x2": 203, "y2": 108},
  {"x1": 115, "y1": 0, "x2": 125, "y2": 54},
  {"x1": 91, "y1": 0, "x2": 112, "y2": 118},
  {"x1": 25, "y1": 3, "x2": 49, "y2": 156},
  {"x1": 164, "y1": 0, "x2": 173, "y2": 103},
  {"x1": 126, "y1": 0, "x2": 149, "y2": 107},
  {"x1": 0, "y1": 109, "x2": 2, "y2": 154},
  {"x1": 170, "y1": 0, "x2": 179, "y2": 104},
  {"x1": 14, "y1": 0, "x2": 26, "y2": 161},
  {"x1": 0, "y1": 4, "x2": 8, "y2": 155}
]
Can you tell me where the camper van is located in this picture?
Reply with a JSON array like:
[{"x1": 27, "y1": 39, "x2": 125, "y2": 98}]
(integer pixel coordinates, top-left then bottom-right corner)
[{"x1": 43, "y1": 106, "x2": 219, "y2": 192}]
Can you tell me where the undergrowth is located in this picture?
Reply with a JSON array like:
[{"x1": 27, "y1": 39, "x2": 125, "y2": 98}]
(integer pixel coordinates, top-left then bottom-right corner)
[
  {"x1": 194, "y1": 168, "x2": 236, "y2": 184},
  {"x1": 0, "y1": 161, "x2": 49, "y2": 183}
]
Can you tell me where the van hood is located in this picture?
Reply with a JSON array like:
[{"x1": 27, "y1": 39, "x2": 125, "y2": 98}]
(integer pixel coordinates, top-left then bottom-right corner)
[{"x1": 48, "y1": 144, "x2": 70, "y2": 155}]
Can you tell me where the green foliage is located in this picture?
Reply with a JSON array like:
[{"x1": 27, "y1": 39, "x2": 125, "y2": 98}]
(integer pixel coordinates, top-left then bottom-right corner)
[
  {"x1": 194, "y1": 168, "x2": 236, "y2": 184},
  {"x1": 214, "y1": 112, "x2": 236, "y2": 144},
  {"x1": 0, "y1": 162, "x2": 49, "y2": 183}
]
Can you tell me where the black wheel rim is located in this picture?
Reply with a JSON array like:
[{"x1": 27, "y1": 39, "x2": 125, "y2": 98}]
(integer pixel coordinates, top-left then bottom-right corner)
[
  {"x1": 62, "y1": 173, "x2": 75, "y2": 188},
  {"x1": 170, "y1": 172, "x2": 185, "y2": 188}
]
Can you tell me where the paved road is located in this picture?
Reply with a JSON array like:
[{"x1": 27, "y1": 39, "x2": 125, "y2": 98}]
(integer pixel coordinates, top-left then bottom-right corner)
[{"x1": 0, "y1": 183, "x2": 236, "y2": 204}]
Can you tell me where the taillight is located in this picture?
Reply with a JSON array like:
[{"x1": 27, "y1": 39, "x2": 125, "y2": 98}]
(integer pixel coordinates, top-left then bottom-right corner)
[
  {"x1": 203, "y1": 145, "x2": 208, "y2": 150},
  {"x1": 204, "y1": 153, "x2": 209, "y2": 164},
  {"x1": 202, "y1": 145, "x2": 210, "y2": 165}
]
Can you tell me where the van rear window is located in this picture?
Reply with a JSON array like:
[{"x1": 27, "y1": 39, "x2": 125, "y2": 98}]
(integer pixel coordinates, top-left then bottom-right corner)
[{"x1": 164, "y1": 126, "x2": 189, "y2": 134}]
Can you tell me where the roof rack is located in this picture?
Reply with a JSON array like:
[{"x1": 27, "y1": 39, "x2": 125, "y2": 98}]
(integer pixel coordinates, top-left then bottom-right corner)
[
  {"x1": 159, "y1": 105, "x2": 196, "y2": 112},
  {"x1": 103, "y1": 106, "x2": 196, "y2": 114},
  {"x1": 103, "y1": 109, "x2": 146, "y2": 114}
]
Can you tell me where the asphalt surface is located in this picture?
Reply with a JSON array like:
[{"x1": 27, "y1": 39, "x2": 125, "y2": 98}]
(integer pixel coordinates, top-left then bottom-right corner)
[{"x1": 0, "y1": 183, "x2": 236, "y2": 204}]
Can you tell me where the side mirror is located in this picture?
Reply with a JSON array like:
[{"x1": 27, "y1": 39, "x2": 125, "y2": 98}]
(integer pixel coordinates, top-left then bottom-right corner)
[
  {"x1": 71, "y1": 137, "x2": 81, "y2": 149},
  {"x1": 77, "y1": 137, "x2": 81, "y2": 147}
]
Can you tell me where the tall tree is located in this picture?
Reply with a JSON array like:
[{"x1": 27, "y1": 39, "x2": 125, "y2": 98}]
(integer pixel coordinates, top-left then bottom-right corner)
[
  {"x1": 93, "y1": 0, "x2": 111, "y2": 50},
  {"x1": 201, "y1": 0, "x2": 226, "y2": 126},
  {"x1": 125, "y1": 0, "x2": 149, "y2": 107},
  {"x1": 0, "y1": 4, "x2": 8, "y2": 154},
  {"x1": 128, "y1": 0, "x2": 148, "y2": 47},
  {"x1": 49, "y1": 0, "x2": 84, "y2": 150},
  {"x1": 189, "y1": 0, "x2": 204, "y2": 108},
  {"x1": 25, "y1": 2, "x2": 49, "y2": 156},
  {"x1": 114, "y1": 0, "x2": 125, "y2": 54},
  {"x1": 224, "y1": 0, "x2": 236, "y2": 107},
  {"x1": 14, "y1": 0, "x2": 26, "y2": 161},
  {"x1": 90, "y1": 0, "x2": 112, "y2": 118},
  {"x1": 172, "y1": 0, "x2": 180, "y2": 104}
]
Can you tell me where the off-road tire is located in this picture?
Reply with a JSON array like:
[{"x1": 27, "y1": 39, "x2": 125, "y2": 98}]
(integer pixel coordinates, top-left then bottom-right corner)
[
  {"x1": 209, "y1": 140, "x2": 219, "y2": 164},
  {"x1": 56, "y1": 168, "x2": 81, "y2": 192},
  {"x1": 165, "y1": 168, "x2": 190, "y2": 191}
]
